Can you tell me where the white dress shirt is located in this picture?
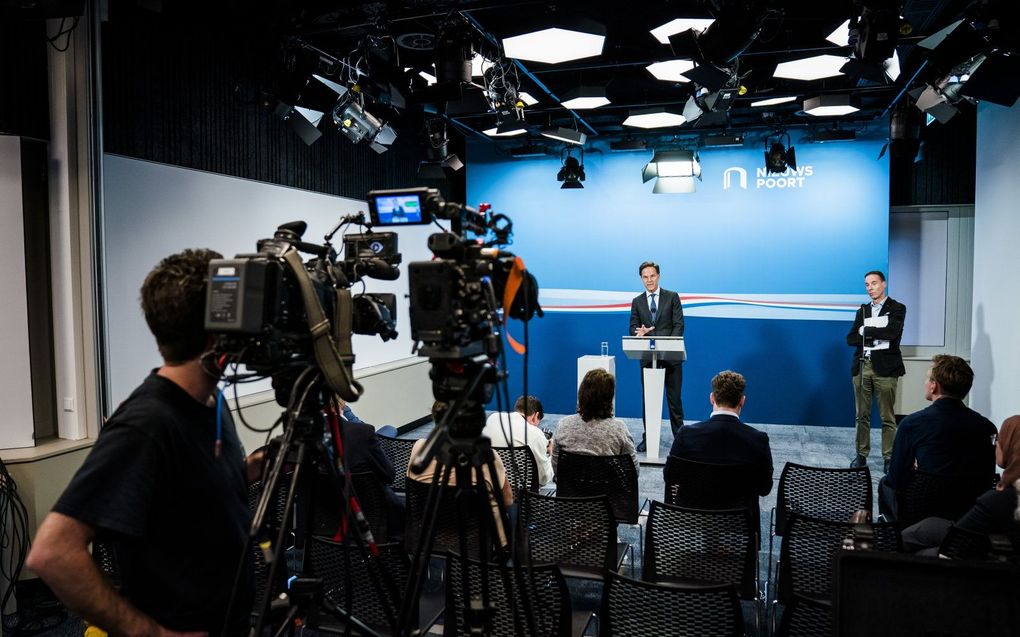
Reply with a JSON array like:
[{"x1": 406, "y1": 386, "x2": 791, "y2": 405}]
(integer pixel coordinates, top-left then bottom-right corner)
[{"x1": 481, "y1": 411, "x2": 554, "y2": 486}]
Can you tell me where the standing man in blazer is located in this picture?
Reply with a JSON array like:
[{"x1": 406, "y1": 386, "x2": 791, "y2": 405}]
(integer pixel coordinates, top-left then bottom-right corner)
[
  {"x1": 847, "y1": 270, "x2": 906, "y2": 472},
  {"x1": 630, "y1": 261, "x2": 685, "y2": 451}
]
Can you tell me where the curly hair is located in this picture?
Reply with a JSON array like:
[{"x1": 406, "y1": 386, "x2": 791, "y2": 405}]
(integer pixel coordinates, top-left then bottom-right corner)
[
  {"x1": 711, "y1": 370, "x2": 746, "y2": 409},
  {"x1": 140, "y1": 248, "x2": 221, "y2": 363},
  {"x1": 577, "y1": 368, "x2": 615, "y2": 421}
]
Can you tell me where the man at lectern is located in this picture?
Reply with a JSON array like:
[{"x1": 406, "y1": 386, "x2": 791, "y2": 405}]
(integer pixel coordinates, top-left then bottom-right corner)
[{"x1": 630, "y1": 260, "x2": 685, "y2": 451}]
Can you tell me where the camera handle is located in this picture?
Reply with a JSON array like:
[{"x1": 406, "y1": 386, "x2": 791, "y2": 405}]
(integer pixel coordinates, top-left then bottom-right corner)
[{"x1": 282, "y1": 249, "x2": 363, "y2": 402}]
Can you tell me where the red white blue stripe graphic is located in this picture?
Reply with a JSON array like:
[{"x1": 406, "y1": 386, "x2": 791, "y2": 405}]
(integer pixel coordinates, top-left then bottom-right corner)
[{"x1": 539, "y1": 289, "x2": 859, "y2": 321}]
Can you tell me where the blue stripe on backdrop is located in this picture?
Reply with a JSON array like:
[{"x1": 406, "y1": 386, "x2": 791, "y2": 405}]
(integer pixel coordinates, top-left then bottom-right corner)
[{"x1": 498, "y1": 313, "x2": 858, "y2": 427}]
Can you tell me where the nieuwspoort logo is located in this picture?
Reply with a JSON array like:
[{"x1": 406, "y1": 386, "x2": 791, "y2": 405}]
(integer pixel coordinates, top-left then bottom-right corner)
[{"x1": 723, "y1": 165, "x2": 815, "y2": 190}]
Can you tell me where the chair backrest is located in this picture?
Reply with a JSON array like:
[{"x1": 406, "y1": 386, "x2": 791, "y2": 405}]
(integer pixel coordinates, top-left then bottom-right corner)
[
  {"x1": 307, "y1": 538, "x2": 409, "y2": 635},
  {"x1": 376, "y1": 434, "x2": 416, "y2": 492},
  {"x1": 777, "y1": 513, "x2": 901, "y2": 603},
  {"x1": 776, "y1": 594, "x2": 832, "y2": 637},
  {"x1": 775, "y1": 463, "x2": 872, "y2": 536},
  {"x1": 555, "y1": 450, "x2": 640, "y2": 524},
  {"x1": 492, "y1": 446, "x2": 540, "y2": 496},
  {"x1": 663, "y1": 456, "x2": 762, "y2": 530},
  {"x1": 404, "y1": 479, "x2": 490, "y2": 557},
  {"x1": 643, "y1": 500, "x2": 757, "y2": 599},
  {"x1": 517, "y1": 490, "x2": 618, "y2": 578},
  {"x1": 896, "y1": 469, "x2": 990, "y2": 528},
  {"x1": 443, "y1": 553, "x2": 571, "y2": 637},
  {"x1": 937, "y1": 525, "x2": 1020, "y2": 562},
  {"x1": 600, "y1": 571, "x2": 744, "y2": 637}
]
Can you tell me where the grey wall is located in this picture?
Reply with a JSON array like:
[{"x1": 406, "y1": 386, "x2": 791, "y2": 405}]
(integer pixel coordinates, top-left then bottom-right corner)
[{"x1": 971, "y1": 102, "x2": 1020, "y2": 425}]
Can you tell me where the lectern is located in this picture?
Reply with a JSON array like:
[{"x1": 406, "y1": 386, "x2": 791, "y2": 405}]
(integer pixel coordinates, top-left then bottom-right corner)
[{"x1": 621, "y1": 336, "x2": 686, "y2": 460}]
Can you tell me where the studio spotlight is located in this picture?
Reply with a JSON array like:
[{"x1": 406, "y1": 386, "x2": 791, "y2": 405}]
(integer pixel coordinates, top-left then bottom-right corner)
[
  {"x1": 333, "y1": 98, "x2": 398, "y2": 153},
  {"x1": 557, "y1": 148, "x2": 586, "y2": 189},
  {"x1": 642, "y1": 150, "x2": 702, "y2": 194},
  {"x1": 418, "y1": 117, "x2": 464, "y2": 179},
  {"x1": 764, "y1": 133, "x2": 796, "y2": 174}
]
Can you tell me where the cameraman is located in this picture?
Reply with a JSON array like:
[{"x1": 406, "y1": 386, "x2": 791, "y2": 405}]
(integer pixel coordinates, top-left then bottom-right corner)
[{"x1": 27, "y1": 249, "x2": 256, "y2": 637}]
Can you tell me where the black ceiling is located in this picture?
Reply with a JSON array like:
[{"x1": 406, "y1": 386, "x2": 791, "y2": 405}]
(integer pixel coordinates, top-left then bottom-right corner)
[{"x1": 261, "y1": 0, "x2": 986, "y2": 145}]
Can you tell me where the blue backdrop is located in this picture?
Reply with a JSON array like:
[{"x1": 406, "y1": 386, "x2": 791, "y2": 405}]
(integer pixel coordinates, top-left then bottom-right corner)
[{"x1": 466, "y1": 129, "x2": 890, "y2": 426}]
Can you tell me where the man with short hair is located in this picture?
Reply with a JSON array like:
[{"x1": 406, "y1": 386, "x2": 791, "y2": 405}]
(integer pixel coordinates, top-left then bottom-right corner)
[
  {"x1": 630, "y1": 261, "x2": 685, "y2": 451},
  {"x1": 482, "y1": 395, "x2": 554, "y2": 486},
  {"x1": 27, "y1": 249, "x2": 255, "y2": 636},
  {"x1": 881, "y1": 355, "x2": 998, "y2": 516},
  {"x1": 847, "y1": 270, "x2": 906, "y2": 472},
  {"x1": 665, "y1": 370, "x2": 774, "y2": 501}
]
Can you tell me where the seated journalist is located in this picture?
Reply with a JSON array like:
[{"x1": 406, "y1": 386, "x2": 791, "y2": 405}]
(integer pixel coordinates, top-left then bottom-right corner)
[
  {"x1": 552, "y1": 368, "x2": 639, "y2": 473},
  {"x1": 482, "y1": 395, "x2": 554, "y2": 486}
]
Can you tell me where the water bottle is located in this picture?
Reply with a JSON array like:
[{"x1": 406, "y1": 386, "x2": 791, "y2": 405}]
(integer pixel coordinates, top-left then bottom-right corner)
[{"x1": 600, "y1": 341, "x2": 609, "y2": 357}]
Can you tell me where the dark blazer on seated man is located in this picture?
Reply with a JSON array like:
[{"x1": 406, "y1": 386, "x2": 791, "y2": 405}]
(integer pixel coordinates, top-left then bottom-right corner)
[
  {"x1": 885, "y1": 356, "x2": 997, "y2": 492},
  {"x1": 664, "y1": 370, "x2": 774, "y2": 499}
]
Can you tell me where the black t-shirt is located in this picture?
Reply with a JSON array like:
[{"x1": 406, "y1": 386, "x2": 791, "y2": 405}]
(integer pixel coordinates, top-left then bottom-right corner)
[{"x1": 54, "y1": 373, "x2": 253, "y2": 635}]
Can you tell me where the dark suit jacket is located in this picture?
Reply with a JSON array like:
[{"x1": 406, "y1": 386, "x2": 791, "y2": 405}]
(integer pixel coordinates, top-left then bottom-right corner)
[
  {"x1": 339, "y1": 419, "x2": 396, "y2": 484},
  {"x1": 846, "y1": 296, "x2": 906, "y2": 377},
  {"x1": 630, "y1": 288, "x2": 684, "y2": 366},
  {"x1": 886, "y1": 398, "x2": 997, "y2": 490},
  {"x1": 664, "y1": 413, "x2": 774, "y2": 497}
]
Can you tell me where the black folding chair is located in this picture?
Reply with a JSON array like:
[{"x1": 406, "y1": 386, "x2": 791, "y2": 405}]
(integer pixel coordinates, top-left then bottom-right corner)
[
  {"x1": 895, "y1": 469, "x2": 991, "y2": 528},
  {"x1": 769, "y1": 462, "x2": 872, "y2": 603},
  {"x1": 772, "y1": 513, "x2": 900, "y2": 632},
  {"x1": 517, "y1": 490, "x2": 625, "y2": 580},
  {"x1": 775, "y1": 594, "x2": 831, "y2": 637},
  {"x1": 555, "y1": 450, "x2": 641, "y2": 524},
  {"x1": 643, "y1": 501, "x2": 761, "y2": 632},
  {"x1": 598, "y1": 571, "x2": 744, "y2": 637},
  {"x1": 492, "y1": 446, "x2": 540, "y2": 497},
  {"x1": 375, "y1": 434, "x2": 417, "y2": 492},
  {"x1": 404, "y1": 479, "x2": 498, "y2": 558},
  {"x1": 307, "y1": 538, "x2": 439, "y2": 636},
  {"x1": 443, "y1": 553, "x2": 571, "y2": 637}
]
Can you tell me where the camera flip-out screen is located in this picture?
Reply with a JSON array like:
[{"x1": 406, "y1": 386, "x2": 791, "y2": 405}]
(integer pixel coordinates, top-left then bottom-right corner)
[{"x1": 368, "y1": 190, "x2": 432, "y2": 226}]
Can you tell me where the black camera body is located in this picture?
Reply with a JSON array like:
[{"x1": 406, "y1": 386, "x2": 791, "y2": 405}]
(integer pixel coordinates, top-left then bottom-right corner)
[{"x1": 205, "y1": 220, "x2": 399, "y2": 376}]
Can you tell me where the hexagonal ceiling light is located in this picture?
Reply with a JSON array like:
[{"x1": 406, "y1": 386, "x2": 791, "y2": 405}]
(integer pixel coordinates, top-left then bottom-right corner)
[
  {"x1": 649, "y1": 18, "x2": 715, "y2": 45},
  {"x1": 773, "y1": 54, "x2": 848, "y2": 81},
  {"x1": 502, "y1": 20, "x2": 606, "y2": 64},
  {"x1": 646, "y1": 59, "x2": 696, "y2": 82},
  {"x1": 623, "y1": 107, "x2": 687, "y2": 129}
]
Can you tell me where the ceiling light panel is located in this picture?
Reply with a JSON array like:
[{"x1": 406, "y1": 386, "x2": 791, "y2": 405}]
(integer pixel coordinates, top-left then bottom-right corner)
[
  {"x1": 646, "y1": 59, "x2": 696, "y2": 82},
  {"x1": 561, "y1": 95, "x2": 611, "y2": 109},
  {"x1": 623, "y1": 110, "x2": 687, "y2": 129},
  {"x1": 518, "y1": 92, "x2": 539, "y2": 106},
  {"x1": 503, "y1": 27, "x2": 605, "y2": 64},
  {"x1": 649, "y1": 18, "x2": 715, "y2": 45},
  {"x1": 803, "y1": 95, "x2": 860, "y2": 117},
  {"x1": 483, "y1": 126, "x2": 528, "y2": 137},
  {"x1": 750, "y1": 96, "x2": 798, "y2": 107},
  {"x1": 774, "y1": 54, "x2": 848, "y2": 81},
  {"x1": 826, "y1": 19, "x2": 851, "y2": 47}
]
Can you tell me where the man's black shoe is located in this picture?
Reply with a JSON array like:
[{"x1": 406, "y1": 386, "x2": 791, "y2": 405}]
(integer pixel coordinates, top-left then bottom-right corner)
[
  {"x1": 636, "y1": 439, "x2": 647, "y2": 453},
  {"x1": 883, "y1": 459, "x2": 890, "y2": 474},
  {"x1": 850, "y1": 454, "x2": 867, "y2": 468}
]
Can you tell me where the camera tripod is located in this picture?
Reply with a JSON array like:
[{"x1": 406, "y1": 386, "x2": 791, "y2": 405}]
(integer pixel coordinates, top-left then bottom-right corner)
[{"x1": 239, "y1": 368, "x2": 402, "y2": 637}]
